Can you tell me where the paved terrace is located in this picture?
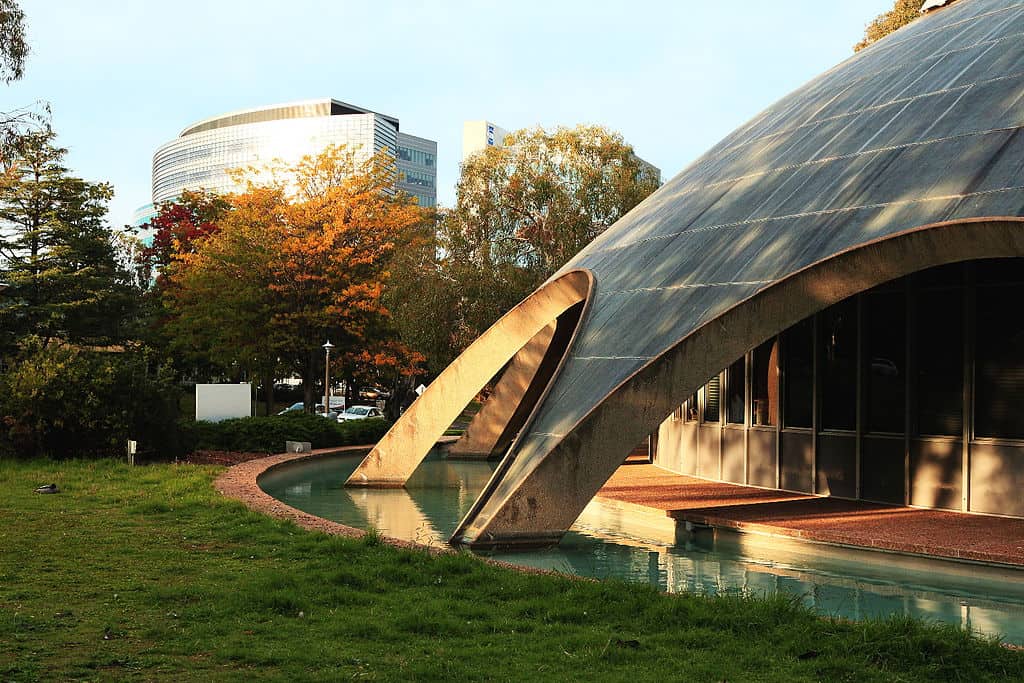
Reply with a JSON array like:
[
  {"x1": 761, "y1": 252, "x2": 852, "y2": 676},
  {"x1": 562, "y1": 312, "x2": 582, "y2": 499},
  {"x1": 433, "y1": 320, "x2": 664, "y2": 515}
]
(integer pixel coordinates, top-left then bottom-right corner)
[{"x1": 596, "y1": 463, "x2": 1024, "y2": 567}]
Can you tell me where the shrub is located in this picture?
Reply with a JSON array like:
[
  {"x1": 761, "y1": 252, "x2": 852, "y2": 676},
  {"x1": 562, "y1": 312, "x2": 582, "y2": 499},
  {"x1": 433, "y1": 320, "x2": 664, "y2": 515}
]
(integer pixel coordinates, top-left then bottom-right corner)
[
  {"x1": 0, "y1": 339, "x2": 184, "y2": 459},
  {"x1": 188, "y1": 412, "x2": 389, "y2": 453}
]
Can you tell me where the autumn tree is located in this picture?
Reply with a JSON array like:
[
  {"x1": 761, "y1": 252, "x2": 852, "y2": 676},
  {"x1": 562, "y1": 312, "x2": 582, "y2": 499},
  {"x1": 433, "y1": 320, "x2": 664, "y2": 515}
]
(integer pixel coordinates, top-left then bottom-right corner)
[
  {"x1": 0, "y1": 130, "x2": 137, "y2": 353},
  {"x1": 140, "y1": 189, "x2": 229, "y2": 283},
  {"x1": 855, "y1": 0, "x2": 922, "y2": 51},
  {"x1": 164, "y1": 146, "x2": 429, "y2": 413},
  {"x1": 391, "y1": 124, "x2": 660, "y2": 372}
]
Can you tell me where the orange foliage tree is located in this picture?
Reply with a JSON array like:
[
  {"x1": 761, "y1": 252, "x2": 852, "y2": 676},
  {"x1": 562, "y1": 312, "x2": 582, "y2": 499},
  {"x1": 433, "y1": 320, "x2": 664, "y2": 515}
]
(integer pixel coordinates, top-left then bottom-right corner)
[{"x1": 164, "y1": 146, "x2": 429, "y2": 412}]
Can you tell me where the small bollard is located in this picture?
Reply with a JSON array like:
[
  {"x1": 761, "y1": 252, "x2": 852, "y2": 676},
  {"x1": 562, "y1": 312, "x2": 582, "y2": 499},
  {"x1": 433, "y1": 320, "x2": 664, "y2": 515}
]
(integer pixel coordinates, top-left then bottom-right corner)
[{"x1": 127, "y1": 439, "x2": 137, "y2": 466}]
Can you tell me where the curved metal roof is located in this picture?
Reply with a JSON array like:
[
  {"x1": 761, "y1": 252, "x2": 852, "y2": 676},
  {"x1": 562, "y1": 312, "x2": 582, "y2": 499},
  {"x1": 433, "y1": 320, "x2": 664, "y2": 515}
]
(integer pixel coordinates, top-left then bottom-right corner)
[
  {"x1": 457, "y1": 0, "x2": 1024, "y2": 543},
  {"x1": 347, "y1": 0, "x2": 1024, "y2": 546},
  {"x1": 178, "y1": 98, "x2": 400, "y2": 137}
]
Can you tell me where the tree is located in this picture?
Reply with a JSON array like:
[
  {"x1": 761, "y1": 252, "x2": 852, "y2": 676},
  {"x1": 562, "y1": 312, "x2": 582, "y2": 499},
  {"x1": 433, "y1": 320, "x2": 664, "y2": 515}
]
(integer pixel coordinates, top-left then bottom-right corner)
[
  {"x1": 392, "y1": 124, "x2": 660, "y2": 371},
  {"x1": 140, "y1": 189, "x2": 230, "y2": 284},
  {"x1": 163, "y1": 146, "x2": 429, "y2": 413},
  {"x1": 0, "y1": 130, "x2": 138, "y2": 353},
  {"x1": 1, "y1": 1, "x2": 45, "y2": 160},
  {"x1": 854, "y1": 0, "x2": 921, "y2": 52},
  {"x1": 0, "y1": 338, "x2": 183, "y2": 459},
  {"x1": 0, "y1": 0, "x2": 27, "y2": 83}
]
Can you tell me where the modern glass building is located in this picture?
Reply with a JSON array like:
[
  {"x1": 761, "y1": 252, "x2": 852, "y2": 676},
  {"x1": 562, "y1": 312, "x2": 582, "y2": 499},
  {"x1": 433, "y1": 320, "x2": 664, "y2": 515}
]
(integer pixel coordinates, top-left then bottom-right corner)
[{"x1": 151, "y1": 98, "x2": 437, "y2": 208}]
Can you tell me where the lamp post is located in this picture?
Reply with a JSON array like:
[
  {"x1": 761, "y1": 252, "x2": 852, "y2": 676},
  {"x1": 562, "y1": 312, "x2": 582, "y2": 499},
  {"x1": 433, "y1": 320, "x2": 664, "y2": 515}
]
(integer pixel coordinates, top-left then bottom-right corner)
[{"x1": 322, "y1": 340, "x2": 335, "y2": 415}]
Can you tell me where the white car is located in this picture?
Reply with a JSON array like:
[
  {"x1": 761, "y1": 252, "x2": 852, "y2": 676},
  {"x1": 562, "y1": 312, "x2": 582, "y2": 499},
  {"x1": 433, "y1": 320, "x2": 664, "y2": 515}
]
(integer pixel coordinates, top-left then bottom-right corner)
[{"x1": 337, "y1": 405, "x2": 383, "y2": 422}]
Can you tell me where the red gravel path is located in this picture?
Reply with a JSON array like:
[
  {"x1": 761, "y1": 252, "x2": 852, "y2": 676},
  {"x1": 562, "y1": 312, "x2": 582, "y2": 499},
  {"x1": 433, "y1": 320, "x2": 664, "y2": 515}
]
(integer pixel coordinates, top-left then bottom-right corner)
[{"x1": 596, "y1": 464, "x2": 1024, "y2": 567}]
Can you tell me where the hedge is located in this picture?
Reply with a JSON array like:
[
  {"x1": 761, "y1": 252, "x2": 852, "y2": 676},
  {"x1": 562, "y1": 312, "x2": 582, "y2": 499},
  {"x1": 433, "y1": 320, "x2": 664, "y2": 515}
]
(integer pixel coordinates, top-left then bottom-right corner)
[{"x1": 187, "y1": 412, "x2": 389, "y2": 454}]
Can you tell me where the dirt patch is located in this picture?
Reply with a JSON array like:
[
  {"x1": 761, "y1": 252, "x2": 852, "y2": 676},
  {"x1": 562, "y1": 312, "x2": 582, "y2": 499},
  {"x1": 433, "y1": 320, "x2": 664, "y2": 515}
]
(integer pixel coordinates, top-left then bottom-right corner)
[{"x1": 185, "y1": 450, "x2": 271, "y2": 466}]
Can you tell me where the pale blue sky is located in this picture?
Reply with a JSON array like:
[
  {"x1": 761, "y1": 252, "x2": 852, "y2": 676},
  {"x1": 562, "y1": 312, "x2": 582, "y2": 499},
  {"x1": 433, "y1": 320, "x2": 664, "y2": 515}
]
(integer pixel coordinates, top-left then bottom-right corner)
[{"x1": 6, "y1": 1, "x2": 892, "y2": 227}]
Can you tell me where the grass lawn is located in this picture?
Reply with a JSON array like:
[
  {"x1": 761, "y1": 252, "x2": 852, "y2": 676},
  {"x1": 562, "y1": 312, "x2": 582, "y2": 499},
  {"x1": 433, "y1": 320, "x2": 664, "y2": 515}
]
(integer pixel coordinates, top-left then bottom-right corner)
[{"x1": 1, "y1": 459, "x2": 1021, "y2": 682}]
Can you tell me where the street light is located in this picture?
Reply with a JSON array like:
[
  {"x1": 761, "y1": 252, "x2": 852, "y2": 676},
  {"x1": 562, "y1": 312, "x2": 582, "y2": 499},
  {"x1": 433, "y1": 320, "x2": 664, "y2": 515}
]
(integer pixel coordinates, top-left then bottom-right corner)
[{"x1": 322, "y1": 340, "x2": 335, "y2": 415}]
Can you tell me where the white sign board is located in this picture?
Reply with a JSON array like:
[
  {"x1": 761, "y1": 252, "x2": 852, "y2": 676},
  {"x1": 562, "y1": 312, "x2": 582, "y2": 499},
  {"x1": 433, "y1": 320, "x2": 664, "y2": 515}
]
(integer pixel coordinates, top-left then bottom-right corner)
[{"x1": 196, "y1": 383, "x2": 251, "y2": 422}]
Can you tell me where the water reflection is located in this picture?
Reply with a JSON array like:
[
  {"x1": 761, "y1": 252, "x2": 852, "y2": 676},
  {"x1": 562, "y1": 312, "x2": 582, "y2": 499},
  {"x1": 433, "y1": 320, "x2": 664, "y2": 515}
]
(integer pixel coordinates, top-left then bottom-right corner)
[{"x1": 259, "y1": 455, "x2": 1024, "y2": 644}]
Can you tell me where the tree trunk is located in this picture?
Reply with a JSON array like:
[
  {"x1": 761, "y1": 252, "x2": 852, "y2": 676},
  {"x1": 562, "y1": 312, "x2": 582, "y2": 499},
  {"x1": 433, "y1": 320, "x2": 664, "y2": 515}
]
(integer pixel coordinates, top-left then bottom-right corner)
[
  {"x1": 303, "y1": 372, "x2": 315, "y2": 412},
  {"x1": 263, "y1": 370, "x2": 275, "y2": 416}
]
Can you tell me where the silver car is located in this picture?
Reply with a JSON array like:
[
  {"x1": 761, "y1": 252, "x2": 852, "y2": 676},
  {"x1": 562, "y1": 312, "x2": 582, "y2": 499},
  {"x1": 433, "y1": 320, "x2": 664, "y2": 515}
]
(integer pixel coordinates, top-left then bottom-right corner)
[{"x1": 337, "y1": 405, "x2": 383, "y2": 422}]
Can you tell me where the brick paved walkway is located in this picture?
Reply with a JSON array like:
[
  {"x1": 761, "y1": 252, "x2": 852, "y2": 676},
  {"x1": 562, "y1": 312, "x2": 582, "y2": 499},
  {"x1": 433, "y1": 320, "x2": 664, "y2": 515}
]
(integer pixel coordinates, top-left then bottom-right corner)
[{"x1": 597, "y1": 464, "x2": 1024, "y2": 567}]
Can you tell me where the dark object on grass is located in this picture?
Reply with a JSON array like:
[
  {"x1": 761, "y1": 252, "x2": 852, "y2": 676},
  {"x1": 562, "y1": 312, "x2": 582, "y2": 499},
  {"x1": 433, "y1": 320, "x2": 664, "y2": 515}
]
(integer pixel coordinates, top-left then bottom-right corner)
[
  {"x1": 797, "y1": 650, "x2": 820, "y2": 660},
  {"x1": 34, "y1": 483, "x2": 59, "y2": 494}
]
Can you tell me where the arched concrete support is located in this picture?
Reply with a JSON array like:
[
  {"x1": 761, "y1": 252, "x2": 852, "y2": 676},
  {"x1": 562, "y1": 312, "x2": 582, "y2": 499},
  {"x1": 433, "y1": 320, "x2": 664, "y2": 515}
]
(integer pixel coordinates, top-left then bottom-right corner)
[
  {"x1": 346, "y1": 270, "x2": 592, "y2": 487},
  {"x1": 449, "y1": 322, "x2": 557, "y2": 459},
  {"x1": 453, "y1": 219, "x2": 1024, "y2": 549}
]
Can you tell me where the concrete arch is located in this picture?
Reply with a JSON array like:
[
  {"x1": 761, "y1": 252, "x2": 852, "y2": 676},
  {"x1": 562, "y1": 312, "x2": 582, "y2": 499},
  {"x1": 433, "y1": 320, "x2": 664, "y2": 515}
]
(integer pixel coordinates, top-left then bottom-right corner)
[
  {"x1": 448, "y1": 321, "x2": 557, "y2": 459},
  {"x1": 453, "y1": 218, "x2": 1024, "y2": 548},
  {"x1": 346, "y1": 269, "x2": 593, "y2": 487}
]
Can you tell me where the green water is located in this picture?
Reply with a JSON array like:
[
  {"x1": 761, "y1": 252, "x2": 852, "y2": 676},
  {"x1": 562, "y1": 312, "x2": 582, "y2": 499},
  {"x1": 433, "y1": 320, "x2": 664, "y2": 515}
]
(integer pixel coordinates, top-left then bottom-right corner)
[{"x1": 259, "y1": 454, "x2": 1024, "y2": 644}]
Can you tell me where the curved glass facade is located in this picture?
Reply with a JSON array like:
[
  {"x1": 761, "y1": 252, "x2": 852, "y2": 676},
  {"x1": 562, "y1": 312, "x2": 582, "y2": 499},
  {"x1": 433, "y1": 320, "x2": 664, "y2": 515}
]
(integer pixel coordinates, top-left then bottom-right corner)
[{"x1": 152, "y1": 98, "x2": 436, "y2": 207}]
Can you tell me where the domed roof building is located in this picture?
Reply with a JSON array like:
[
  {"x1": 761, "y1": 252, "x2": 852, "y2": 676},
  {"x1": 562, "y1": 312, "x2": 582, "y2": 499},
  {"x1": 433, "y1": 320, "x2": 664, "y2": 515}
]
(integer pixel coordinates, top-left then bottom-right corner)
[{"x1": 351, "y1": 0, "x2": 1024, "y2": 548}]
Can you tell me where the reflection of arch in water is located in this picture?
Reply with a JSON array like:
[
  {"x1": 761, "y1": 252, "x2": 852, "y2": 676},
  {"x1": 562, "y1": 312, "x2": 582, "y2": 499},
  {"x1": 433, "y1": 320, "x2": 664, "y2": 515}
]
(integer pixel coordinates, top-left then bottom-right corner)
[
  {"x1": 344, "y1": 487, "x2": 442, "y2": 544},
  {"x1": 346, "y1": 270, "x2": 591, "y2": 486},
  {"x1": 347, "y1": 459, "x2": 499, "y2": 545}
]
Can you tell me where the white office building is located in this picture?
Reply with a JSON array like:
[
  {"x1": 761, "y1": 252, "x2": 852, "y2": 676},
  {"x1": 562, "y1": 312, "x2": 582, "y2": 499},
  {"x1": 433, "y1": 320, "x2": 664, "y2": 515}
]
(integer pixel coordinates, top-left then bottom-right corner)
[{"x1": 151, "y1": 98, "x2": 437, "y2": 209}]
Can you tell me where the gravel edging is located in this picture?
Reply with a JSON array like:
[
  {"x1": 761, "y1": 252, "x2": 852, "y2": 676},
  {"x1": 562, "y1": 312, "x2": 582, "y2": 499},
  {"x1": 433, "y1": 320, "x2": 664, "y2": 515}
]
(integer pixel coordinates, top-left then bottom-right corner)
[
  {"x1": 213, "y1": 446, "x2": 570, "y2": 575},
  {"x1": 214, "y1": 446, "x2": 425, "y2": 552}
]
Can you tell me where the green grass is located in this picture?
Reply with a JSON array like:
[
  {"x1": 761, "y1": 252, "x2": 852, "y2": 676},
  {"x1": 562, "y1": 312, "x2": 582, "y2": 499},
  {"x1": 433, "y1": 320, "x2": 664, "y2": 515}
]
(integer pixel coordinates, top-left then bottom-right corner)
[{"x1": 1, "y1": 459, "x2": 1020, "y2": 682}]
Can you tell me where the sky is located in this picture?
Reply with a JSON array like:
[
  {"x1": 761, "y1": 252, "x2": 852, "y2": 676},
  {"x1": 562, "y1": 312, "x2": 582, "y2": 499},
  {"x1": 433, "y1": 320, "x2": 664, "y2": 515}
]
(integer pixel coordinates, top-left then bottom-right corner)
[{"x1": 6, "y1": 0, "x2": 893, "y2": 228}]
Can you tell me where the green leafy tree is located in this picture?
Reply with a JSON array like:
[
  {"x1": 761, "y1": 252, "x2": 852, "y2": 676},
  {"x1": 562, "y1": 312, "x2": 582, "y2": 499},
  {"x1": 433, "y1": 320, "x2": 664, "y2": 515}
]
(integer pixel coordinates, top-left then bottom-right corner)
[
  {"x1": 855, "y1": 0, "x2": 922, "y2": 52},
  {"x1": 0, "y1": 338, "x2": 182, "y2": 458},
  {"x1": 0, "y1": 0, "x2": 27, "y2": 83},
  {"x1": 392, "y1": 124, "x2": 660, "y2": 371},
  {"x1": 0, "y1": 130, "x2": 138, "y2": 353}
]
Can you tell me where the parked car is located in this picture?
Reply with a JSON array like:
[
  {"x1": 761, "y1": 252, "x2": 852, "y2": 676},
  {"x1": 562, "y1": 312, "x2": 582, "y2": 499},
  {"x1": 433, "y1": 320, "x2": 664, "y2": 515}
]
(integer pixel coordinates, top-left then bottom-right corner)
[
  {"x1": 337, "y1": 405, "x2": 383, "y2": 422},
  {"x1": 358, "y1": 386, "x2": 390, "y2": 400},
  {"x1": 277, "y1": 402, "x2": 339, "y2": 419},
  {"x1": 276, "y1": 402, "x2": 305, "y2": 415},
  {"x1": 314, "y1": 404, "x2": 340, "y2": 419}
]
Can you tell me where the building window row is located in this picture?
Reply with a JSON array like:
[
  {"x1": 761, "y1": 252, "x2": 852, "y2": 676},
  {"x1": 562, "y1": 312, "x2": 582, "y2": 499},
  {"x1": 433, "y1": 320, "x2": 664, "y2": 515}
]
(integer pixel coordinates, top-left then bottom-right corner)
[
  {"x1": 684, "y1": 259, "x2": 1024, "y2": 442},
  {"x1": 397, "y1": 147, "x2": 436, "y2": 167},
  {"x1": 401, "y1": 170, "x2": 436, "y2": 189}
]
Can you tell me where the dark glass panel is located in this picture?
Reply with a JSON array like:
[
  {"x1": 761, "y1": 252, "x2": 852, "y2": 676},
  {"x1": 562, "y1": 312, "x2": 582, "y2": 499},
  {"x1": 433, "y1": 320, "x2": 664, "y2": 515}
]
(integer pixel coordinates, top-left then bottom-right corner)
[
  {"x1": 975, "y1": 283, "x2": 1024, "y2": 439},
  {"x1": 916, "y1": 262, "x2": 964, "y2": 289},
  {"x1": 703, "y1": 375, "x2": 720, "y2": 423},
  {"x1": 915, "y1": 288, "x2": 963, "y2": 436},
  {"x1": 783, "y1": 319, "x2": 813, "y2": 428},
  {"x1": 684, "y1": 392, "x2": 698, "y2": 422},
  {"x1": 820, "y1": 299, "x2": 858, "y2": 431},
  {"x1": 751, "y1": 338, "x2": 779, "y2": 426},
  {"x1": 864, "y1": 291, "x2": 906, "y2": 434},
  {"x1": 727, "y1": 357, "x2": 745, "y2": 424},
  {"x1": 974, "y1": 257, "x2": 1024, "y2": 286}
]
